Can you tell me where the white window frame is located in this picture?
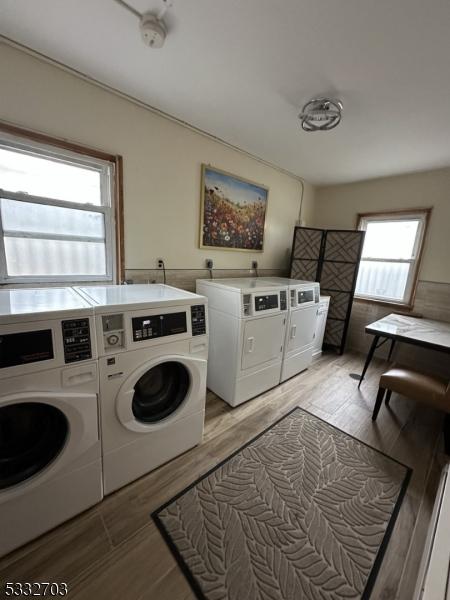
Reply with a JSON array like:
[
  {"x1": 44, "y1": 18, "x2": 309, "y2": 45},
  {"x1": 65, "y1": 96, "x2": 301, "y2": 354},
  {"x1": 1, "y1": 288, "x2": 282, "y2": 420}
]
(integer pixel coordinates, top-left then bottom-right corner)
[
  {"x1": 0, "y1": 133, "x2": 116, "y2": 284},
  {"x1": 356, "y1": 209, "x2": 431, "y2": 306}
]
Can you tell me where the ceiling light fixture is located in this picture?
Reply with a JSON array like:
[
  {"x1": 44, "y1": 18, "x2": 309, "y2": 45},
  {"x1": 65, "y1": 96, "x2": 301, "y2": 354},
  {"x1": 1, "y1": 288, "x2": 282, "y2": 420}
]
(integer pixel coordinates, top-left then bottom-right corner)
[
  {"x1": 299, "y1": 97, "x2": 343, "y2": 132},
  {"x1": 140, "y1": 12, "x2": 167, "y2": 48},
  {"x1": 113, "y1": 0, "x2": 173, "y2": 49}
]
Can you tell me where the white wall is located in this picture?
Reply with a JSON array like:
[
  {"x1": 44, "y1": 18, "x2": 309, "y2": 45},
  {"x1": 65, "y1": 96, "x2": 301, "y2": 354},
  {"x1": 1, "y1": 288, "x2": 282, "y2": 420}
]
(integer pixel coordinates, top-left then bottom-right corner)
[
  {"x1": 0, "y1": 43, "x2": 311, "y2": 271},
  {"x1": 313, "y1": 168, "x2": 450, "y2": 283}
]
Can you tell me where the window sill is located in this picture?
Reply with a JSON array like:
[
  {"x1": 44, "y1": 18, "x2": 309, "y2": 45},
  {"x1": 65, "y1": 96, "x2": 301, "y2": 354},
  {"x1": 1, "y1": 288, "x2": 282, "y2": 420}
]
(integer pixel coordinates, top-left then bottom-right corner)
[
  {"x1": 354, "y1": 296, "x2": 414, "y2": 311},
  {"x1": 0, "y1": 279, "x2": 115, "y2": 288}
]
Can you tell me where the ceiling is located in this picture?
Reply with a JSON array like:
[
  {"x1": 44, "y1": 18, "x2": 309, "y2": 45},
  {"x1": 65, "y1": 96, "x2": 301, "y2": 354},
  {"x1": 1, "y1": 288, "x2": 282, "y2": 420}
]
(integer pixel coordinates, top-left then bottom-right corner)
[{"x1": 1, "y1": 0, "x2": 450, "y2": 185}]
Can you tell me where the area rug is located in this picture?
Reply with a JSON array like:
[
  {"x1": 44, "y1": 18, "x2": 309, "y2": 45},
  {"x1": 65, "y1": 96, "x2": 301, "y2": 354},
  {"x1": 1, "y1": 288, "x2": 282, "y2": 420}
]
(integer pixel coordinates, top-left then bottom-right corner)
[{"x1": 152, "y1": 407, "x2": 411, "y2": 600}]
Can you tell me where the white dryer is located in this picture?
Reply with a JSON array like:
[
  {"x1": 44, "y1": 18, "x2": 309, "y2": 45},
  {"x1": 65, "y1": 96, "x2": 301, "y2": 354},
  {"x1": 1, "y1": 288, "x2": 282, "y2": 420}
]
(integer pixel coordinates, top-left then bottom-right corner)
[
  {"x1": 0, "y1": 288, "x2": 102, "y2": 558},
  {"x1": 260, "y1": 277, "x2": 320, "y2": 382},
  {"x1": 196, "y1": 278, "x2": 288, "y2": 407},
  {"x1": 74, "y1": 284, "x2": 208, "y2": 495}
]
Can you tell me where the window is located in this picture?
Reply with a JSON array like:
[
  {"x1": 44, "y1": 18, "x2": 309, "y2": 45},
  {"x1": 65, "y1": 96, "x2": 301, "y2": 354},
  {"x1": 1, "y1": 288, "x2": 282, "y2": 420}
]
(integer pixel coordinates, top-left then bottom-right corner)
[
  {"x1": 0, "y1": 127, "x2": 122, "y2": 283},
  {"x1": 355, "y1": 209, "x2": 431, "y2": 306}
]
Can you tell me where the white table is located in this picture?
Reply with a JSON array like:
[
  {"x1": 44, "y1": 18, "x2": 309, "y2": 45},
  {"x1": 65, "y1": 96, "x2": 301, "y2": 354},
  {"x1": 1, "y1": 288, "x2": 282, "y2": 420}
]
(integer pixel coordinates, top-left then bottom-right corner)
[{"x1": 358, "y1": 313, "x2": 450, "y2": 386}]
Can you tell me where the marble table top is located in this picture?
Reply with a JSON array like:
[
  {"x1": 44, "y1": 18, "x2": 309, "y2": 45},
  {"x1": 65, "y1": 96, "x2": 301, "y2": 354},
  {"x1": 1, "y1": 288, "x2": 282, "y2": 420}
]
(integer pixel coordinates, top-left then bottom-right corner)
[{"x1": 366, "y1": 313, "x2": 450, "y2": 352}]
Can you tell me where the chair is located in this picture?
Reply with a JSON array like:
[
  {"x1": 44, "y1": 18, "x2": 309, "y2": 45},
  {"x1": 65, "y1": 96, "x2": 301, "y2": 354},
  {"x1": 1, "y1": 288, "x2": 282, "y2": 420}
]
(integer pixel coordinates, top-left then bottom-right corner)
[{"x1": 372, "y1": 367, "x2": 450, "y2": 454}]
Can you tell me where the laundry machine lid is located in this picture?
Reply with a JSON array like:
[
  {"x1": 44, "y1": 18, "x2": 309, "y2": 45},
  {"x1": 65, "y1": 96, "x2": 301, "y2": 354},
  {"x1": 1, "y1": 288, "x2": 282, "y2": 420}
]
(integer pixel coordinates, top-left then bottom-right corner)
[
  {"x1": 260, "y1": 277, "x2": 319, "y2": 288},
  {"x1": 0, "y1": 287, "x2": 92, "y2": 324},
  {"x1": 196, "y1": 278, "x2": 284, "y2": 293},
  {"x1": 75, "y1": 284, "x2": 205, "y2": 312}
]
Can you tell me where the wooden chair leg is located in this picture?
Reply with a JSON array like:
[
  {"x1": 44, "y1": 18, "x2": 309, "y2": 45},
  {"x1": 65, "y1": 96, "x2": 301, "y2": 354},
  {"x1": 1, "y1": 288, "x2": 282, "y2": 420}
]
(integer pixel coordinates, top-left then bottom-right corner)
[
  {"x1": 385, "y1": 389, "x2": 392, "y2": 406},
  {"x1": 444, "y1": 414, "x2": 450, "y2": 456},
  {"x1": 372, "y1": 387, "x2": 385, "y2": 421}
]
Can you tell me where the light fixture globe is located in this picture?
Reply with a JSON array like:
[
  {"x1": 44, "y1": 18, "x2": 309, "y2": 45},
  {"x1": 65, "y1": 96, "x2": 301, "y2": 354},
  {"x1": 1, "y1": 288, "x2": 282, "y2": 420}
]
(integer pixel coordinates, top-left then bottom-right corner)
[
  {"x1": 140, "y1": 12, "x2": 167, "y2": 48},
  {"x1": 299, "y1": 97, "x2": 343, "y2": 132}
]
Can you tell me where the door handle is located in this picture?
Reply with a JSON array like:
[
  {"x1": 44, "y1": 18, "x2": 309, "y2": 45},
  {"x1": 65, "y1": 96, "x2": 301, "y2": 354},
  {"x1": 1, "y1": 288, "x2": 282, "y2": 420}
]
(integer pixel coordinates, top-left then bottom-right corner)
[
  {"x1": 290, "y1": 325, "x2": 297, "y2": 339},
  {"x1": 246, "y1": 336, "x2": 255, "y2": 353}
]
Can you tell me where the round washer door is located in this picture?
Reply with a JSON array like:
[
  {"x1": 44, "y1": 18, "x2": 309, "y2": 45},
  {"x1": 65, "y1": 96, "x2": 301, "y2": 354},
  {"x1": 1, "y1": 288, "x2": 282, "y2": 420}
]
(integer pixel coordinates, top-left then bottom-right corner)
[
  {"x1": 116, "y1": 356, "x2": 206, "y2": 433},
  {"x1": 0, "y1": 402, "x2": 68, "y2": 490},
  {"x1": 132, "y1": 361, "x2": 190, "y2": 423}
]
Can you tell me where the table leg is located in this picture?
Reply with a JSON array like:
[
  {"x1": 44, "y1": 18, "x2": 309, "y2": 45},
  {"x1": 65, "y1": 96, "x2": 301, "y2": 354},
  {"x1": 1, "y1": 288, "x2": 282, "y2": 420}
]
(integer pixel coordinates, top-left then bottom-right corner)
[
  {"x1": 358, "y1": 335, "x2": 379, "y2": 388},
  {"x1": 444, "y1": 414, "x2": 450, "y2": 456},
  {"x1": 388, "y1": 339, "x2": 396, "y2": 362},
  {"x1": 372, "y1": 386, "x2": 385, "y2": 420}
]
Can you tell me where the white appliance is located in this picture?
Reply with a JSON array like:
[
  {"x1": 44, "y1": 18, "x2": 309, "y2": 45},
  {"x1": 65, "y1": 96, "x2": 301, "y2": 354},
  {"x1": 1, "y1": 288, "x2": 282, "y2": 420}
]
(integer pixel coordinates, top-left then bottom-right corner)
[
  {"x1": 0, "y1": 288, "x2": 102, "y2": 558},
  {"x1": 414, "y1": 463, "x2": 450, "y2": 600},
  {"x1": 260, "y1": 277, "x2": 320, "y2": 382},
  {"x1": 312, "y1": 296, "x2": 330, "y2": 358},
  {"x1": 74, "y1": 284, "x2": 208, "y2": 495},
  {"x1": 196, "y1": 278, "x2": 288, "y2": 407}
]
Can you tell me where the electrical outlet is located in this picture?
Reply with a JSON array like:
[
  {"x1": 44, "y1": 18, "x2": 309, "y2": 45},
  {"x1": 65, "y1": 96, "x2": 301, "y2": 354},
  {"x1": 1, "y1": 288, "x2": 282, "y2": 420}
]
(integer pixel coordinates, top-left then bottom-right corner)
[
  {"x1": 157, "y1": 258, "x2": 164, "y2": 269},
  {"x1": 206, "y1": 259, "x2": 214, "y2": 269},
  {"x1": 252, "y1": 261, "x2": 258, "y2": 269}
]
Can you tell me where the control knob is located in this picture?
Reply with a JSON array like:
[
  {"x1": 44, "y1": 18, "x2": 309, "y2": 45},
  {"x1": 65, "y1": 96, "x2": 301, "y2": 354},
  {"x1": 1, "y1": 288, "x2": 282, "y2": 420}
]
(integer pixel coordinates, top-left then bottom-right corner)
[{"x1": 107, "y1": 333, "x2": 120, "y2": 346}]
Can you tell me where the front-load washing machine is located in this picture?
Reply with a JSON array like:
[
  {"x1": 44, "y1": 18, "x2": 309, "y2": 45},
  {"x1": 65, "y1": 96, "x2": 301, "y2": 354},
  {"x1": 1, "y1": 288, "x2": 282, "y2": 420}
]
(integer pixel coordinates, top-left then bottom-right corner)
[
  {"x1": 196, "y1": 278, "x2": 288, "y2": 407},
  {"x1": 0, "y1": 287, "x2": 102, "y2": 558},
  {"x1": 74, "y1": 284, "x2": 208, "y2": 495},
  {"x1": 260, "y1": 277, "x2": 320, "y2": 382}
]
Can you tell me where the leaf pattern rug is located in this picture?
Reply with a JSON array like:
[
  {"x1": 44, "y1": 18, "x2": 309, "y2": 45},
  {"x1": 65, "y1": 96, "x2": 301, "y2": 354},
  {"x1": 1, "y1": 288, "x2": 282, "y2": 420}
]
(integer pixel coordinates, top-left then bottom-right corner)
[{"x1": 152, "y1": 408, "x2": 411, "y2": 600}]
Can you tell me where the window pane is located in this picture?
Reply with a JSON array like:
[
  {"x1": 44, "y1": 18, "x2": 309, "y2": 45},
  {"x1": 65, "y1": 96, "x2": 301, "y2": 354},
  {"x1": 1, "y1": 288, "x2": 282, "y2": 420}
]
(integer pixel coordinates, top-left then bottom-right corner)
[
  {"x1": 5, "y1": 238, "x2": 107, "y2": 277},
  {"x1": 0, "y1": 147, "x2": 102, "y2": 205},
  {"x1": 1, "y1": 199, "x2": 105, "y2": 239},
  {"x1": 356, "y1": 261, "x2": 410, "y2": 301},
  {"x1": 362, "y1": 220, "x2": 420, "y2": 259}
]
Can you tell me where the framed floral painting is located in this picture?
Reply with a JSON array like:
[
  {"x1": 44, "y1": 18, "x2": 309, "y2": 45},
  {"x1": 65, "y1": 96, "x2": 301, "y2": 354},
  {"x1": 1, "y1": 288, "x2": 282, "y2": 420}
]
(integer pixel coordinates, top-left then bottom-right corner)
[{"x1": 200, "y1": 165, "x2": 268, "y2": 251}]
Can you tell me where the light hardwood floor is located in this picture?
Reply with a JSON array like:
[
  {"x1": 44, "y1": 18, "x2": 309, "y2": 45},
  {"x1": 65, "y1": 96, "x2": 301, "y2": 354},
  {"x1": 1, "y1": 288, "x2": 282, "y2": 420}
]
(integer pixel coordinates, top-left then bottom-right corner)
[{"x1": 0, "y1": 352, "x2": 447, "y2": 600}]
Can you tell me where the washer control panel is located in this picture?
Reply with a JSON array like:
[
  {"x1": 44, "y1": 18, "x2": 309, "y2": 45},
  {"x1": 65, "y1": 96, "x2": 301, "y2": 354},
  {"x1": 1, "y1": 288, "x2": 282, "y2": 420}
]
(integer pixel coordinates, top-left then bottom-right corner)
[
  {"x1": 191, "y1": 305, "x2": 206, "y2": 336},
  {"x1": 62, "y1": 319, "x2": 92, "y2": 363},
  {"x1": 254, "y1": 294, "x2": 278, "y2": 312},
  {"x1": 132, "y1": 311, "x2": 187, "y2": 342}
]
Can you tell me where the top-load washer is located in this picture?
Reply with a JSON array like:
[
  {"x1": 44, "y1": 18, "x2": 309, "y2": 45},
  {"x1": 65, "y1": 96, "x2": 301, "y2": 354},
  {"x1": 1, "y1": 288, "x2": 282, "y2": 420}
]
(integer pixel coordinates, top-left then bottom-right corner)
[
  {"x1": 0, "y1": 287, "x2": 101, "y2": 558},
  {"x1": 74, "y1": 284, "x2": 208, "y2": 495},
  {"x1": 260, "y1": 277, "x2": 320, "y2": 382},
  {"x1": 196, "y1": 278, "x2": 288, "y2": 407}
]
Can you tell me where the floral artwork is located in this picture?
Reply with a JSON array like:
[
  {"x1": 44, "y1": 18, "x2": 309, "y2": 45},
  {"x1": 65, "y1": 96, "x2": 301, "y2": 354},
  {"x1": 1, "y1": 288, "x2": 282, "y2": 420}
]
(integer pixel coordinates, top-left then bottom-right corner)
[{"x1": 200, "y1": 165, "x2": 268, "y2": 251}]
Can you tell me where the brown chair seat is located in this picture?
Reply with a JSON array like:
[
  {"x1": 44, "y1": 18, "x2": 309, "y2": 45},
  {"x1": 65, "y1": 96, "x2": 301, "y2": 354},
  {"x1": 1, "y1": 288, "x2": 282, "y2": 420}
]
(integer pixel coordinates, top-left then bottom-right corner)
[
  {"x1": 372, "y1": 366, "x2": 450, "y2": 454},
  {"x1": 380, "y1": 367, "x2": 449, "y2": 412}
]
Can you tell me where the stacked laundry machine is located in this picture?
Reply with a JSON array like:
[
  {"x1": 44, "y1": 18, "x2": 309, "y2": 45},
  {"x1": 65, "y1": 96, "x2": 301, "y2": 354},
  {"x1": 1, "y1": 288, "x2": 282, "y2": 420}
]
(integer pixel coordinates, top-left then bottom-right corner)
[
  {"x1": 0, "y1": 287, "x2": 102, "y2": 557},
  {"x1": 75, "y1": 284, "x2": 208, "y2": 494},
  {"x1": 196, "y1": 276, "x2": 320, "y2": 406},
  {"x1": 259, "y1": 277, "x2": 320, "y2": 382},
  {"x1": 0, "y1": 283, "x2": 208, "y2": 556}
]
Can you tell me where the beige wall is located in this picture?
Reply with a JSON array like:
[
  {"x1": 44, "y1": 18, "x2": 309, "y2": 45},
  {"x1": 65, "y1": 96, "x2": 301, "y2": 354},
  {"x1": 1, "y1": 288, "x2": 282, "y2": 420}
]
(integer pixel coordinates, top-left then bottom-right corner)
[
  {"x1": 312, "y1": 168, "x2": 450, "y2": 283},
  {"x1": 312, "y1": 168, "x2": 450, "y2": 374},
  {"x1": 0, "y1": 43, "x2": 309, "y2": 273}
]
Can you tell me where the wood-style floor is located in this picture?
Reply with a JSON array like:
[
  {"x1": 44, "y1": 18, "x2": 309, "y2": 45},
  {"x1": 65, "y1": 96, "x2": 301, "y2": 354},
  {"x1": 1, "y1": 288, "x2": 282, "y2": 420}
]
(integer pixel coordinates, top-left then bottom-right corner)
[{"x1": 0, "y1": 352, "x2": 447, "y2": 600}]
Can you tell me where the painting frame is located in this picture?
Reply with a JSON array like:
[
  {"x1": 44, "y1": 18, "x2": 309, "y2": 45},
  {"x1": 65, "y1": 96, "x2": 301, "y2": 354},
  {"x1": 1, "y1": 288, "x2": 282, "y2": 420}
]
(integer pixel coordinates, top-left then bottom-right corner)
[{"x1": 199, "y1": 164, "x2": 269, "y2": 253}]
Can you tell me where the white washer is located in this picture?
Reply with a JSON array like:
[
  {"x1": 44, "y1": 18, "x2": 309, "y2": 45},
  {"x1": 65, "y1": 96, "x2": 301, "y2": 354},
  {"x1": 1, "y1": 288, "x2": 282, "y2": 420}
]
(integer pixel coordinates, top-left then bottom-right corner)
[
  {"x1": 196, "y1": 278, "x2": 288, "y2": 407},
  {"x1": 0, "y1": 288, "x2": 102, "y2": 558},
  {"x1": 75, "y1": 284, "x2": 208, "y2": 495},
  {"x1": 260, "y1": 277, "x2": 320, "y2": 382}
]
